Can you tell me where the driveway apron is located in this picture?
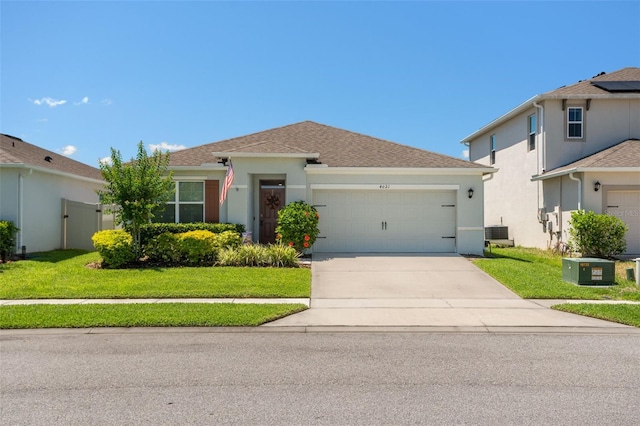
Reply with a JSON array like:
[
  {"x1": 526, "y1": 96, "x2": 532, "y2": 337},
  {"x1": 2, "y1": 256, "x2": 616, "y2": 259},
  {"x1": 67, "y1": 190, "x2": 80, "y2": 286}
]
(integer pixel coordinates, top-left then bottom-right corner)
[{"x1": 265, "y1": 253, "x2": 634, "y2": 331}]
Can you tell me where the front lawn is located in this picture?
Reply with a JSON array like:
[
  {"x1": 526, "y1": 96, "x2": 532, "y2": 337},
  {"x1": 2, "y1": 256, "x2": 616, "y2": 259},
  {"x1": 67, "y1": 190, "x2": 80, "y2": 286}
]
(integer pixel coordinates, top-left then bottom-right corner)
[
  {"x1": 0, "y1": 250, "x2": 311, "y2": 299},
  {"x1": 553, "y1": 304, "x2": 640, "y2": 328},
  {"x1": 473, "y1": 247, "x2": 639, "y2": 300},
  {"x1": 0, "y1": 303, "x2": 307, "y2": 329}
]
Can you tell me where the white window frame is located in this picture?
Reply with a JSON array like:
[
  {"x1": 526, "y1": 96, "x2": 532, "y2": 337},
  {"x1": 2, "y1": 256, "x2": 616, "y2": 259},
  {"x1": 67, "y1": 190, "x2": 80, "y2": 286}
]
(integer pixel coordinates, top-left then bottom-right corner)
[
  {"x1": 567, "y1": 107, "x2": 583, "y2": 139},
  {"x1": 528, "y1": 114, "x2": 536, "y2": 151},
  {"x1": 490, "y1": 134, "x2": 496, "y2": 165},
  {"x1": 165, "y1": 181, "x2": 205, "y2": 223}
]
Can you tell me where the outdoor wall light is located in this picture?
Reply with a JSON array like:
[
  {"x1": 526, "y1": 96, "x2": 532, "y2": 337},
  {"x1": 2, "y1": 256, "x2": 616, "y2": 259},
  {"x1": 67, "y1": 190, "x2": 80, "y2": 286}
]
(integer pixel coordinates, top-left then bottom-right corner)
[
  {"x1": 468, "y1": 188, "x2": 474, "y2": 198},
  {"x1": 594, "y1": 181, "x2": 601, "y2": 192}
]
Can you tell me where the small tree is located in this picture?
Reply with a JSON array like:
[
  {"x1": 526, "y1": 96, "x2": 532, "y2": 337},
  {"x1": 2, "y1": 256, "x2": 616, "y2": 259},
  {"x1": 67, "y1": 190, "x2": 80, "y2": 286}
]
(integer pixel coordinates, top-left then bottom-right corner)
[
  {"x1": 568, "y1": 210, "x2": 627, "y2": 258},
  {"x1": 275, "y1": 201, "x2": 320, "y2": 252},
  {"x1": 98, "y1": 141, "x2": 174, "y2": 257}
]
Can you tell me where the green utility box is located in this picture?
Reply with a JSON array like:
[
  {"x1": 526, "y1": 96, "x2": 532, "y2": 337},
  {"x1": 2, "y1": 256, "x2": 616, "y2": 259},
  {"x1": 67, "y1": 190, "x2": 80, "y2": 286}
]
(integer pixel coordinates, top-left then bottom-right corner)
[{"x1": 562, "y1": 258, "x2": 615, "y2": 285}]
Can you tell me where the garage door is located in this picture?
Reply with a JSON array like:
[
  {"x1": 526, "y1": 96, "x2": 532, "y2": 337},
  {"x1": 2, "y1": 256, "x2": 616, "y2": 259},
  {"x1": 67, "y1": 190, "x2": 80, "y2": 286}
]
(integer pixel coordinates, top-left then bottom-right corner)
[
  {"x1": 606, "y1": 190, "x2": 640, "y2": 254},
  {"x1": 313, "y1": 190, "x2": 456, "y2": 252}
]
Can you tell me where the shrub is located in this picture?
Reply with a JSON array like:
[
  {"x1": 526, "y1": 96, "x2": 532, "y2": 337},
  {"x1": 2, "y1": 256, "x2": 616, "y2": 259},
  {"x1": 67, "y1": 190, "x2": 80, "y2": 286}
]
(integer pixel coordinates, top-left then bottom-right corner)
[
  {"x1": 176, "y1": 230, "x2": 218, "y2": 266},
  {"x1": 144, "y1": 232, "x2": 181, "y2": 264},
  {"x1": 214, "y1": 230, "x2": 243, "y2": 250},
  {"x1": 266, "y1": 243, "x2": 300, "y2": 267},
  {"x1": 92, "y1": 230, "x2": 136, "y2": 268},
  {"x1": 568, "y1": 210, "x2": 628, "y2": 258},
  {"x1": 138, "y1": 222, "x2": 245, "y2": 247},
  {"x1": 0, "y1": 220, "x2": 19, "y2": 262},
  {"x1": 275, "y1": 201, "x2": 320, "y2": 252},
  {"x1": 217, "y1": 244, "x2": 299, "y2": 267}
]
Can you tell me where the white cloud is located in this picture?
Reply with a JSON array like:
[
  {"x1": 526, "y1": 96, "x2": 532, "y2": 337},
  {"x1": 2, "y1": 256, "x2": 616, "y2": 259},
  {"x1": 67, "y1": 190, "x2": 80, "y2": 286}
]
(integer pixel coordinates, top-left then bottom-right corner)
[
  {"x1": 101, "y1": 98, "x2": 113, "y2": 105},
  {"x1": 149, "y1": 142, "x2": 187, "y2": 152},
  {"x1": 99, "y1": 156, "x2": 112, "y2": 165},
  {"x1": 32, "y1": 97, "x2": 67, "y2": 107},
  {"x1": 74, "y1": 96, "x2": 89, "y2": 105},
  {"x1": 462, "y1": 149, "x2": 469, "y2": 159},
  {"x1": 60, "y1": 145, "x2": 77, "y2": 156},
  {"x1": 36, "y1": 118, "x2": 48, "y2": 122}
]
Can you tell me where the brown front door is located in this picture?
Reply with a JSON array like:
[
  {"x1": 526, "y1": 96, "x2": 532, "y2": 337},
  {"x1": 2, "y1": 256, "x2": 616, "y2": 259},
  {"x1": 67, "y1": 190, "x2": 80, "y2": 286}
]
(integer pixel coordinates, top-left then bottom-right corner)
[{"x1": 259, "y1": 180, "x2": 285, "y2": 244}]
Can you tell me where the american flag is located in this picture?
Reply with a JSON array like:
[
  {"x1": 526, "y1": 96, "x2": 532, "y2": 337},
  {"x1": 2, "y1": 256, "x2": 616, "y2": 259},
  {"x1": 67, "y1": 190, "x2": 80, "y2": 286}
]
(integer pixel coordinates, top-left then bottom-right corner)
[{"x1": 219, "y1": 159, "x2": 234, "y2": 205}]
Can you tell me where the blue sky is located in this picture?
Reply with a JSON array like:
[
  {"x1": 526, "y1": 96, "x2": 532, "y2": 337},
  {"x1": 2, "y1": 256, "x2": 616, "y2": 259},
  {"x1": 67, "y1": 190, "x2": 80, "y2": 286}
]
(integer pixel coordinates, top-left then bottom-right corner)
[{"x1": 2, "y1": 1, "x2": 639, "y2": 166}]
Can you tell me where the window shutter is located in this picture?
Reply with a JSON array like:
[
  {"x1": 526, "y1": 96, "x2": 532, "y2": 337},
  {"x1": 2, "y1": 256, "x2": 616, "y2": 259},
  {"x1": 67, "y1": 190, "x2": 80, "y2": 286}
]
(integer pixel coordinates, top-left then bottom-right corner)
[{"x1": 204, "y1": 180, "x2": 220, "y2": 223}]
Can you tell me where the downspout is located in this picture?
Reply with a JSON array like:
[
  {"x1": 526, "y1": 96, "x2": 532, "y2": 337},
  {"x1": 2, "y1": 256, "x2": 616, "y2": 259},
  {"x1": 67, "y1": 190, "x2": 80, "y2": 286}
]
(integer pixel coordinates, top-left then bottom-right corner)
[
  {"x1": 533, "y1": 102, "x2": 545, "y2": 213},
  {"x1": 569, "y1": 172, "x2": 582, "y2": 210},
  {"x1": 17, "y1": 169, "x2": 32, "y2": 253}
]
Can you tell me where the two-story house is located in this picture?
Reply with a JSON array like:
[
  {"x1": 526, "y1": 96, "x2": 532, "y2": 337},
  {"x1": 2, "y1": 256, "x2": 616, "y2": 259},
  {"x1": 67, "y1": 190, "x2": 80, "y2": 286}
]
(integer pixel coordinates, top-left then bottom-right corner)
[{"x1": 463, "y1": 67, "x2": 640, "y2": 255}]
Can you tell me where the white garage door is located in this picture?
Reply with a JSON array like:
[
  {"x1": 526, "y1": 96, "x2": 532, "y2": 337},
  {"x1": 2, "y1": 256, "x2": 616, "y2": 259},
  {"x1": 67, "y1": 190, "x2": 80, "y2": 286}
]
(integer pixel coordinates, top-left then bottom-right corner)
[
  {"x1": 313, "y1": 190, "x2": 457, "y2": 253},
  {"x1": 606, "y1": 190, "x2": 640, "y2": 254}
]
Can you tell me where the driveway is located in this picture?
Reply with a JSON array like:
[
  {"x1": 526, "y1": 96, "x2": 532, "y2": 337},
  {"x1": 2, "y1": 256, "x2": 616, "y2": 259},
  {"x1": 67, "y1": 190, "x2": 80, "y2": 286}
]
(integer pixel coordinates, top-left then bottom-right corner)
[{"x1": 265, "y1": 253, "x2": 635, "y2": 331}]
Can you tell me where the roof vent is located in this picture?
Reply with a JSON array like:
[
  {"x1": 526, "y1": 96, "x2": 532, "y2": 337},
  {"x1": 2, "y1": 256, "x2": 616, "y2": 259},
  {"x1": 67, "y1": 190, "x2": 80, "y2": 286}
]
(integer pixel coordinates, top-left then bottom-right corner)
[{"x1": 44, "y1": 156, "x2": 53, "y2": 162}]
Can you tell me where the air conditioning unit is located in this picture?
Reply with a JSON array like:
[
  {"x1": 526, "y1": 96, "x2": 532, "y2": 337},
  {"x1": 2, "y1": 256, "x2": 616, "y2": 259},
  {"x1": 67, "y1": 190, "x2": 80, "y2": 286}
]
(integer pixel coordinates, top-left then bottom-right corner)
[{"x1": 485, "y1": 226, "x2": 509, "y2": 240}]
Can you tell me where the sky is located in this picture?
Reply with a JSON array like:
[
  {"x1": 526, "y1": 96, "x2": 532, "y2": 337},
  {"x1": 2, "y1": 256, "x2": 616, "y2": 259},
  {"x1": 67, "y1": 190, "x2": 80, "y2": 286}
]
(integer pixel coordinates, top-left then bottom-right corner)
[{"x1": 1, "y1": 1, "x2": 639, "y2": 167}]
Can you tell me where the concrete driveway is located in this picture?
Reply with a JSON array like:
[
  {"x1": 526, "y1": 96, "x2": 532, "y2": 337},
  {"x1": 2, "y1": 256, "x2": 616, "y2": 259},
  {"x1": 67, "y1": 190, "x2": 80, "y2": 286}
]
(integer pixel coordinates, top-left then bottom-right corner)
[{"x1": 265, "y1": 253, "x2": 636, "y2": 332}]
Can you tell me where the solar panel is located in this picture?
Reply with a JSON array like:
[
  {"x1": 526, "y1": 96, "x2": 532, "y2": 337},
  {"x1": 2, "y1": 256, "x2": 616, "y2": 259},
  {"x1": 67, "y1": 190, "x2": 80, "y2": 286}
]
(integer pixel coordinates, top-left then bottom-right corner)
[{"x1": 591, "y1": 81, "x2": 640, "y2": 92}]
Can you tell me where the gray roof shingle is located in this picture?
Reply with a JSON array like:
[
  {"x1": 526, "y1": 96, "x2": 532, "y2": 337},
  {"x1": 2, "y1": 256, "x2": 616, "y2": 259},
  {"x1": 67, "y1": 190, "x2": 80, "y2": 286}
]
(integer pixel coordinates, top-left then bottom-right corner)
[
  {"x1": 544, "y1": 67, "x2": 640, "y2": 97},
  {"x1": 169, "y1": 121, "x2": 484, "y2": 168},
  {"x1": 0, "y1": 134, "x2": 103, "y2": 181},
  {"x1": 540, "y1": 139, "x2": 640, "y2": 176}
]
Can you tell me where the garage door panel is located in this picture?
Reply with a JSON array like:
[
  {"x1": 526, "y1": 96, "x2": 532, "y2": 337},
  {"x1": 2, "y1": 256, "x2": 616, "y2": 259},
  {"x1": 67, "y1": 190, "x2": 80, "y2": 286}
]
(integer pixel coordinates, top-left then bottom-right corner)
[
  {"x1": 314, "y1": 189, "x2": 457, "y2": 253},
  {"x1": 606, "y1": 190, "x2": 640, "y2": 254}
]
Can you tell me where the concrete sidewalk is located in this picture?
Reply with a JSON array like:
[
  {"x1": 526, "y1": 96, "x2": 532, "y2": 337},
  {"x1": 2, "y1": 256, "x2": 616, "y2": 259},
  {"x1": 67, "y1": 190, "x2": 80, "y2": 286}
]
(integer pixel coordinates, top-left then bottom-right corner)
[{"x1": 264, "y1": 253, "x2": 640, "y2": 332}]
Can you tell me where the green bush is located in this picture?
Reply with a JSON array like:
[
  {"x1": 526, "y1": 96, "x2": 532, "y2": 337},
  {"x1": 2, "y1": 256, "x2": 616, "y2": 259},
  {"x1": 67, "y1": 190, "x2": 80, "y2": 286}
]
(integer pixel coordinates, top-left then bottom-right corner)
[
  {"x1": 176, "y1": 230, "x2": 218, "y2": 266},
  {"x1": 144, "y1": 232, "x2": 181, "y2": 264},
  {"x1": 568, "y1": 210, "x2": 628, "y2": 258},
  {"x1": 266, "y1": 243, "x2": 300, "y2": 267},
  {"x1": 0, "y1": 220, "x2": 19, "y2": 261},
  {"x1": 92, "y1": 230, "x2": 136, "y2": 268},
  {"x1": 214, "y1": 230, "x2": 243, "y2": 250},
  {"x1": 138, "y1": 222, "x2": 245, "y2": 247},
  {"x1": 217, "y1": 244, "x2": 299, "y2": 267},
  {"x1": 275, "y1": 201, "x2": 320, "y2": 252}
]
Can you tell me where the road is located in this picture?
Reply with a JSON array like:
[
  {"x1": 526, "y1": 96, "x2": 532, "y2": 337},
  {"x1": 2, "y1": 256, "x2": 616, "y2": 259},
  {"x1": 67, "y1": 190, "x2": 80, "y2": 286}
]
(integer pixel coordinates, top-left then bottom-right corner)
[{"x1": 1, "y1": 330, "x2": 639, "y2": 425}]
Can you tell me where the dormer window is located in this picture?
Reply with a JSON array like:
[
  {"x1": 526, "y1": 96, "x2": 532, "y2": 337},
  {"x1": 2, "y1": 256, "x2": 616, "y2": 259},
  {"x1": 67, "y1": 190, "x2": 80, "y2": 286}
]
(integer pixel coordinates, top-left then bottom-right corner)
[{"x1": 567, "y1": 107, "x2": 583, "y2": 139}]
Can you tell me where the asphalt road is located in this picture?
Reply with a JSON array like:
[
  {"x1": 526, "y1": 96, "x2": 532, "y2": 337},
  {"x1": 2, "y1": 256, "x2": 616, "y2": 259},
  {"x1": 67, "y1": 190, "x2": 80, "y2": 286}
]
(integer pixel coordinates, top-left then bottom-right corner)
[{"x1": 1, "y1": 330, "x2": 639, "y2": 425}]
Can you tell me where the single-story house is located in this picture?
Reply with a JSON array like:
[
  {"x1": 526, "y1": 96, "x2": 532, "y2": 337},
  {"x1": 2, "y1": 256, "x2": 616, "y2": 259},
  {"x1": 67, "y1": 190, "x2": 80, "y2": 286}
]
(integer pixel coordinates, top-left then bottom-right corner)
[
  {"x1": 0, "y1": 134, "x2": 106, "y2": 253},
  {"x1": 165, "y1": 121, "x2": 495, "y2": 255}
]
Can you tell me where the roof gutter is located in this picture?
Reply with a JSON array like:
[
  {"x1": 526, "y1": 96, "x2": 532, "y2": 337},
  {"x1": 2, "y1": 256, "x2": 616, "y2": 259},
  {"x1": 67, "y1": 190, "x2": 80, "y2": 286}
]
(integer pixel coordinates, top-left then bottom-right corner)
[
  {"x1": 532, "y1": 166, "x2": 639, "y2": 181},
  {"x1": 0, "y1": 163, "x2": 104, "y2": 185}
]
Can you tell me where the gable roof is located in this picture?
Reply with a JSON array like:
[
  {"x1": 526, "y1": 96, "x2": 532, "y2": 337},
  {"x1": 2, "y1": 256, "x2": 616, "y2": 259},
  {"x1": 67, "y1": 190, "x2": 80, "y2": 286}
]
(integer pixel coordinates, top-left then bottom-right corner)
[
  {"x1": 0, "y1": 134, "x2": 103, "y2": 181},
  {"x1": 462, "y1": 67, "x2": 640, "y2": 143},
  {"x1": 170, "y1": 121, "x2": 485, "y2": 169},
  {"x1": 532, "y1": 139, "x2": 640, "y2": 181}
]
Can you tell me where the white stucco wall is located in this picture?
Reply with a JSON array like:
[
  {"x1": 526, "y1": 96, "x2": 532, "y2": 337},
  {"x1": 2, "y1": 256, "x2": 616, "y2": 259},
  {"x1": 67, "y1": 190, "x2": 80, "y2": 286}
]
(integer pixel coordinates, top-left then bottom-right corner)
[{"x1": 0, "y1": 167, "x2": 103, "y2": 253}]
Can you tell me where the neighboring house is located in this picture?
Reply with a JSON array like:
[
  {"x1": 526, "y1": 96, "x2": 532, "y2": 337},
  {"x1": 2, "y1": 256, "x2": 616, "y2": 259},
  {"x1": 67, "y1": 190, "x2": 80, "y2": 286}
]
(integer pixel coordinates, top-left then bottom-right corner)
[
  {"x1": 462, "y1": 67, "x2": 640, "y2": 255},
  {"x1": 0, "y1": 134, "x2": 106, "y2": 253},
  {"x1": 165, "y1": 121, "x2": 494, "y2": 255}
]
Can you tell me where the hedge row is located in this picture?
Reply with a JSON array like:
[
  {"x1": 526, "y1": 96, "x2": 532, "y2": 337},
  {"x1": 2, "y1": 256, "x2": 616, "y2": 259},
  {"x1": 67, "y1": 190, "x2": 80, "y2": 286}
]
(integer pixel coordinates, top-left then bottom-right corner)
[{"x1": 137, "y1": 222, "x2": 245, "y2": 247}]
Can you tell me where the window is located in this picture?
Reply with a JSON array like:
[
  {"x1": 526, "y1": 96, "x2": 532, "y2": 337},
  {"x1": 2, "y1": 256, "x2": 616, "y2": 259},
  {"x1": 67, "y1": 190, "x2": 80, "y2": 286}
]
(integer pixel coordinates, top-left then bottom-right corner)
[
  {"x1": 490, "y1": 134, "x2": 496, "y2": 165},
  {"x1": 567, "y1": 107, "x2": 583, "y2": 139},
  {"x1": 528, "y1": 114, "x2": 536, "y2": 151},
  {"x1": 154, "y1": 181, "x2": 204, "y2": 223}
]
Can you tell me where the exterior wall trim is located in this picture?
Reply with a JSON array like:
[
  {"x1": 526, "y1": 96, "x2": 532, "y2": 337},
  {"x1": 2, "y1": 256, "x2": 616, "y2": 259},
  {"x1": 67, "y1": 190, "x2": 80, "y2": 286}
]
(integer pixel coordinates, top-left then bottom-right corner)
[
  {"x1": 310, "y1": 184, "x2": 460, "y2": 191},
  {"x1": 0, "y1": 163, "x2": 104, "y2": 185},
  {"x1": 305, "y1": 167, "x2": 495, "y2": 176}
]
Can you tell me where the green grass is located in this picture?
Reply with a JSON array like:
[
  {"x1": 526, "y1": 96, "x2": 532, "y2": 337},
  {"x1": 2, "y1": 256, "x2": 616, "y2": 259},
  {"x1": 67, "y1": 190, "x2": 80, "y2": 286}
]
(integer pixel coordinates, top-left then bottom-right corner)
[
  {"x1": 0, "y1": 250, "x2": 311, "y2": 299},
  {"x1": 552, "y1": 304, "x2": 640, "y2": 328},
  {"x1": 473, "y1": 247, "x2": 640, "y2": 300},
  {"x1": 0, "y1": 303, "x2": 308, "y2": 329}
]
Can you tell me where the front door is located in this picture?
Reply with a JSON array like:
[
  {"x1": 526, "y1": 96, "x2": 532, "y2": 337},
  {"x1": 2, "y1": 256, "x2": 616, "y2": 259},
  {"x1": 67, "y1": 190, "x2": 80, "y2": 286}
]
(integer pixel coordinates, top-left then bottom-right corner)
[{"x1": 259, "y1": 180, "x2": 285, "y2": 244}]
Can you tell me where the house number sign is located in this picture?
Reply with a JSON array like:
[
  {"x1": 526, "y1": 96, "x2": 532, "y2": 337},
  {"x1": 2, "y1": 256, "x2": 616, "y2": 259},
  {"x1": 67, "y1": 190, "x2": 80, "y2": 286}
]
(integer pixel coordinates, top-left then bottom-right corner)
[{"x1": 379, "y1": 184, "x2": 391, "y2": 189}]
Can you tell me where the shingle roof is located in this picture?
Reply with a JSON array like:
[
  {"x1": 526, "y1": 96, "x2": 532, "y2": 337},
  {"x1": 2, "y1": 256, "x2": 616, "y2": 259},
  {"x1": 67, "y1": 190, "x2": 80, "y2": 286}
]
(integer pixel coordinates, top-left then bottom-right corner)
[
  {"x1": 540, "y1": 139, "x2": 640, "y2": 176},
  {"x1": 169, "y1": 121, "x2": 484, "y2": 168},
  {"x1": 544, "y1": 67, "x2": 640, "y2": 97},
  {"x1": 0, "y1": 134, "x2": 103, "y2": 181}
]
